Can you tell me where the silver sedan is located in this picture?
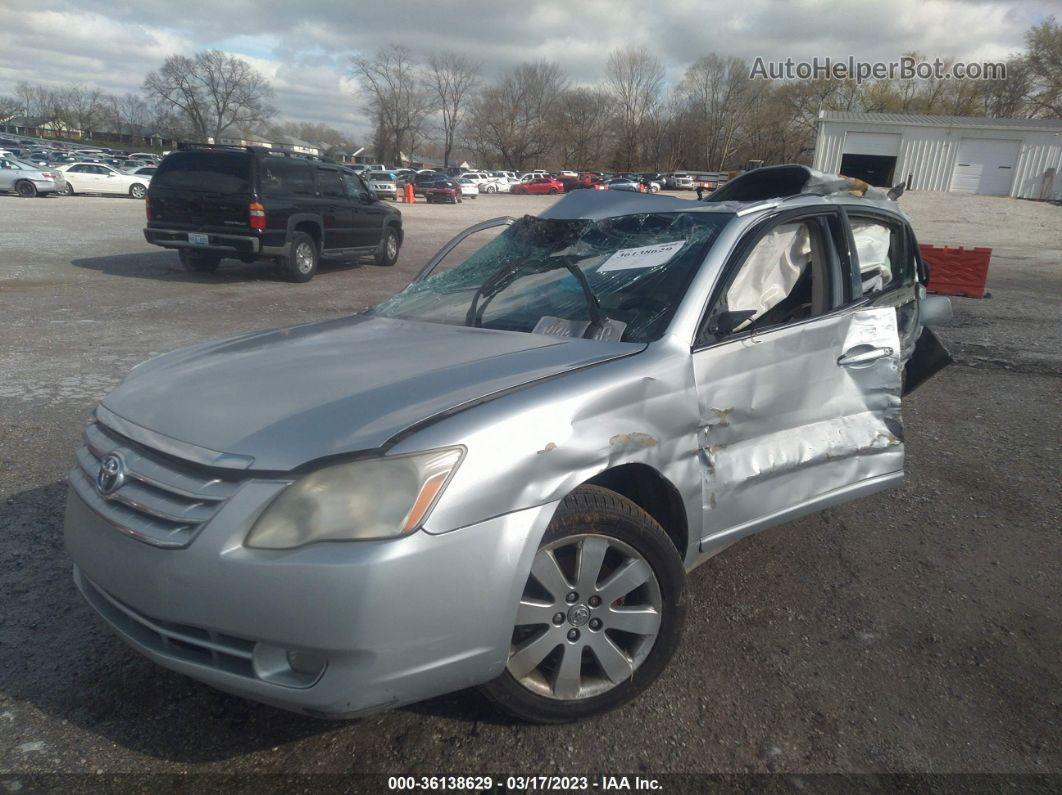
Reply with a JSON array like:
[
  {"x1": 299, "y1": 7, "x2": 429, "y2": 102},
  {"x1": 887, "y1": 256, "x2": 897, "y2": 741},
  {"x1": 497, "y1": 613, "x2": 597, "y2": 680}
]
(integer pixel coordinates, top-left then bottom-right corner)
[
  {"x1": 64, "y1": 166, "x2": 951, "y2": 723},
  {"x1": 0, "y1": 156, "x2": 66, "y2": 197}
]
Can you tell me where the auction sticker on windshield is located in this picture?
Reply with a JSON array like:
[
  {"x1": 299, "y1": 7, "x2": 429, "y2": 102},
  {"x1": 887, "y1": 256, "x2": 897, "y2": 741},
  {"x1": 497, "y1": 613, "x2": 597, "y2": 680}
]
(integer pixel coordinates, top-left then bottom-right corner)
[{"x1": 598, "y1": 240, "x2": 685, "y2": 272}]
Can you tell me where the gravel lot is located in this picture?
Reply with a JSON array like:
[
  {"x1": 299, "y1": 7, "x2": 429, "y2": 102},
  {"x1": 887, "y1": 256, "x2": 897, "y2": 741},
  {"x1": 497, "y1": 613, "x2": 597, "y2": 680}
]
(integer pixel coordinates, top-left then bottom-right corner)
[{"x1": 0, "y1": 189, "x2": 1058, "y2": 781}]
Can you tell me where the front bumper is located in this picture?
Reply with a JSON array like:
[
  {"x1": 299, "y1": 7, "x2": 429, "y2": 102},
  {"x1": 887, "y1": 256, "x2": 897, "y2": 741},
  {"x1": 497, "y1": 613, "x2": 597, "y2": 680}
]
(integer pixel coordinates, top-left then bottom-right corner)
[{"x1": 65, "y1": 484, "x2": 556, "y2": 717}]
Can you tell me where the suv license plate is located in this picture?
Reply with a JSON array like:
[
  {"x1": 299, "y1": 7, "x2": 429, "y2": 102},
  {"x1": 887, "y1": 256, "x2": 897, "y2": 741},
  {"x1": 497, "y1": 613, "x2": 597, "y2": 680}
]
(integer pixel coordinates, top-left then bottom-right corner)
[{"x1": 188, "y1": 233, "x2": 209, "y2": 246}]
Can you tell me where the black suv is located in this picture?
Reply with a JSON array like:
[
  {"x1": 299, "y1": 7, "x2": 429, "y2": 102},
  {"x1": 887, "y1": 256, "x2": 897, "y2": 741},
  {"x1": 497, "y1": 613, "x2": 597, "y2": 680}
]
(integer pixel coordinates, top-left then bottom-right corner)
[{"x1": 144, "y1": 145, "x2": 404, "y2": 282}]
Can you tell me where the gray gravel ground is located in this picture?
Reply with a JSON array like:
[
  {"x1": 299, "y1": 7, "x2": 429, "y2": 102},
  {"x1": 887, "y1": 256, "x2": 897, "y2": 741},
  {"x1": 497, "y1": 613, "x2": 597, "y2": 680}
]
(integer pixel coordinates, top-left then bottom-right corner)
[{"x1": 0, "y1": 190, "x2": 1058, "y2": 781}]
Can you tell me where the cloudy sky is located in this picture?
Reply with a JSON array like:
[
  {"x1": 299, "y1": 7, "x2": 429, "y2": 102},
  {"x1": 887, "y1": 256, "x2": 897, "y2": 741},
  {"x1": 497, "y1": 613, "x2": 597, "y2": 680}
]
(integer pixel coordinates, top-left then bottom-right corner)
[{"x1": 0, "y1": 0, "x2": 1054, "y2": 138}]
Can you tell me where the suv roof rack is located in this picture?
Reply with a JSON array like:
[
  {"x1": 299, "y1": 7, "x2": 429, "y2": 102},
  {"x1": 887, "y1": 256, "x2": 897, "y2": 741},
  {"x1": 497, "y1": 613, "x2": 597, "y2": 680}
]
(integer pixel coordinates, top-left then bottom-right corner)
[{"x1": 176, "y1": 141, "x2": 321, "y2": 161}]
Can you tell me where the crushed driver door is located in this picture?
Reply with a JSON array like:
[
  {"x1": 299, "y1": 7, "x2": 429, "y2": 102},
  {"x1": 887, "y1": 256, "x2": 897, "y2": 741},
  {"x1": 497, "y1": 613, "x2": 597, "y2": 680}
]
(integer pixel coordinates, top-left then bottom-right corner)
[{"x1": 694, "y1": 307, "x2": 904, "y2": 547}]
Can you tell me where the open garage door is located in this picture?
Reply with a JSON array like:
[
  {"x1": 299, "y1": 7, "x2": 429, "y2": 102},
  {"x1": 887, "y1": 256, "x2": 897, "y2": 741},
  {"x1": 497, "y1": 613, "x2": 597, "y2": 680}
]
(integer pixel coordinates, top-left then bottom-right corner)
[
  {"x1": 949, "y1": 138, "x2": 1019, "y2": 195},
  {"x1": 841, "y1": 132, "x2": 901, "y2": 187}
]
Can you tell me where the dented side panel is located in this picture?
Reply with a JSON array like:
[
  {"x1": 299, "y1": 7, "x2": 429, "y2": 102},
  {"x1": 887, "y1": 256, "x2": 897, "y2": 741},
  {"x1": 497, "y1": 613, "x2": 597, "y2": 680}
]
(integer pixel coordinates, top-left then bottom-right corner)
[
  {"x1": 387, "y1": 342, "x2": 707, "y2": 561},
  {"x1": 692, "y1": 307, "x2": 904, "y2": 545}
]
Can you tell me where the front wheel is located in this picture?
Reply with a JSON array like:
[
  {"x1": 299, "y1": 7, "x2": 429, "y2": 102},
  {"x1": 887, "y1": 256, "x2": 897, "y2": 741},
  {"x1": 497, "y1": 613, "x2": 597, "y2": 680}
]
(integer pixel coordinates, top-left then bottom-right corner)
[
  {"x1": 480, "y1": 485, "x2": 687, "y2": 723},
  {"x1": 374, "y1": 226, "x2": 400, "y2": 267},
  {"x1": 59, "y1": 182, "x2": 74, "y2": 196},
  {"x1": 129, "y1": 183, "x2": 146, "y2": 199}
]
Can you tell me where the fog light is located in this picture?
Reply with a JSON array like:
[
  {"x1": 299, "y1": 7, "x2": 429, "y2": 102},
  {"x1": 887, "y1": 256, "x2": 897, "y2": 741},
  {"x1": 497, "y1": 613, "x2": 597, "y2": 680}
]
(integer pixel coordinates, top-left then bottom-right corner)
[
  {"x1": 252, "y1": 643, "x2": 327, "y2": 687},
  {"x1": 287, "y1": 650, "x2": 328, "y2": 677}
]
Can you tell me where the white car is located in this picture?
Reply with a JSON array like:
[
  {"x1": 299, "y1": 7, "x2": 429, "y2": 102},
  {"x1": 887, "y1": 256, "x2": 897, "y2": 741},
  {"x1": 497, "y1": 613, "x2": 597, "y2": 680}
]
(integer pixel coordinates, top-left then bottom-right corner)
[
  {"x1": 455, "y1": 178, "x2": 479, "y2": 199},
  {"x1": 57, "y1": 163, "x2": 151, "y2": 198},
  {"x1": 482, "y1": 175, "x2": 518, "y2": 193},
  {"x1": 458, "y1": 172, "x2": 493, "y2": 187}
]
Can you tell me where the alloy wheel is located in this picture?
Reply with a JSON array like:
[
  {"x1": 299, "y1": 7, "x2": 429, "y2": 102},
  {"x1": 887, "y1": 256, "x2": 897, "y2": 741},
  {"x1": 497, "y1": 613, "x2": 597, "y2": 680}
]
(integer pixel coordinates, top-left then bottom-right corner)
[
  {"x1": 507, "y1": 533, "x2": 662, "y2": 700},
  {"x1": 295, "y1": 241, "x2": 315, "y2": 274}
]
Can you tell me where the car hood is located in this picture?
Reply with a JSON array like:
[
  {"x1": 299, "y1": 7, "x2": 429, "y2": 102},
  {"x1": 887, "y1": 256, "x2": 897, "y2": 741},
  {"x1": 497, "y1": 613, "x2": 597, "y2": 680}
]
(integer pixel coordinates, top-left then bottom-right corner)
[{"x1": 101, "y1": 315, "x2": 641, "y2": 470}]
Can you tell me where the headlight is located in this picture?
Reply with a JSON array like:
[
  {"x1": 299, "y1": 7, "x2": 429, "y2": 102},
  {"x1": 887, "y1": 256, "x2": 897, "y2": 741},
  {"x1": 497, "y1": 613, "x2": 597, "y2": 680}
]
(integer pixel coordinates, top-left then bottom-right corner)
[{"x1": 245, "y1": 447, "x2": 463, "y2": 549}]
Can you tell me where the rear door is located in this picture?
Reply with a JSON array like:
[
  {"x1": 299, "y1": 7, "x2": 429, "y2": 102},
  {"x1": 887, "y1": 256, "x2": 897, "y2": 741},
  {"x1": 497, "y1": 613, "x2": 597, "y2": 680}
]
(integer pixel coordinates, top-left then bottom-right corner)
[
  {"x1": 692, "y1": 208, "x2": 904, "y2": 547},
  {"x1": 841, "y1": 209, "x2": 921, "y2": 364},
  {"x1": 316, "y1": 166, "x2": 356, "y2": 250}
]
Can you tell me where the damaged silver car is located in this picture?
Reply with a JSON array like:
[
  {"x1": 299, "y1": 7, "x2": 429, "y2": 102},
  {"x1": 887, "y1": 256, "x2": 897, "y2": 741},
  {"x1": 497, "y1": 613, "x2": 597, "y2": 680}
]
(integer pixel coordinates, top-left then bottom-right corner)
[{"x1": 64, "y1": 165, "x2": 952, "y2": 723}]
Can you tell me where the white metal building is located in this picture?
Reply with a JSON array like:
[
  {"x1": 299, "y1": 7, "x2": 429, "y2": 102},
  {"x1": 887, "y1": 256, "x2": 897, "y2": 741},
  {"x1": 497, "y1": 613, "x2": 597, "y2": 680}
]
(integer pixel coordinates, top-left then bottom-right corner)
[{"x1": 813, "y1": 111, "x2": 1062, "y2": 200}]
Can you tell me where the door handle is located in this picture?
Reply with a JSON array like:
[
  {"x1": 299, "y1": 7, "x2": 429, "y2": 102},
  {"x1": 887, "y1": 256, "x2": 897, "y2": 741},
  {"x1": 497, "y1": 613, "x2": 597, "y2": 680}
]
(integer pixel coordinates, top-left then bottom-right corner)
[{"x1": 837, "y1": 346, "x2": 893, "y2": 368}]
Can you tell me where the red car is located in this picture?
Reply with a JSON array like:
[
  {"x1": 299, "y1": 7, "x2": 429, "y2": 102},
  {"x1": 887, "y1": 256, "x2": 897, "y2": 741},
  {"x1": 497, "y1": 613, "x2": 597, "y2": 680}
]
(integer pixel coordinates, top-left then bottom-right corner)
[
  {"x1": 512, "y1": 176, "x2": 563, "y2": 195},
  {"x1": 424, "y1": 179, "x2": 463, "y2": 204}
]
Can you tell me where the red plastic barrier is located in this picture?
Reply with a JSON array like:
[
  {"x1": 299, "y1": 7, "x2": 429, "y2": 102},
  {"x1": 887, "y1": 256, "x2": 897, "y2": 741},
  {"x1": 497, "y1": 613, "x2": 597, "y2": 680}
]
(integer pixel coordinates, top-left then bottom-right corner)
[{"x1": 919, "y1": 244, "x2": 992, "y2": 299}]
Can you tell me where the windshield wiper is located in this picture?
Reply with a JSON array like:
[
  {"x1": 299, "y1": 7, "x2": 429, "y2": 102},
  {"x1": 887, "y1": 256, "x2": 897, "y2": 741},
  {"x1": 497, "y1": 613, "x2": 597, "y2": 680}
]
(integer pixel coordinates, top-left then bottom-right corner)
[{"x1": 464, "y1": 254, "x2": 608, "y2": 338}]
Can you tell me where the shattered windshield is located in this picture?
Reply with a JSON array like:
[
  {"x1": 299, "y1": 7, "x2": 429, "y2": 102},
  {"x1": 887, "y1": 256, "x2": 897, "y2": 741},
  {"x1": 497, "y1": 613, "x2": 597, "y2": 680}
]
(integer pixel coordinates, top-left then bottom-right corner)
[{"x1": 375, "y1": 212, "x2": 731, "y2": 343}]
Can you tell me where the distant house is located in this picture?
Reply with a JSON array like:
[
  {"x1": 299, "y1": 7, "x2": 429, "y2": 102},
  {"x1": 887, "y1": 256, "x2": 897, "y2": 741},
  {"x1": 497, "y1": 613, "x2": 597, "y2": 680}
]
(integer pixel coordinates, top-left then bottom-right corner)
[
  {"x1": 213, "y1": 129, "x2": 321, "y2": 157},
  {"x1": 0, "y1": 115, "x2": 82, "y2": 139},
  {"x1": 410, "y1": 155, "x2": 472, "y2": 171},
  {"x1": 215, "y1": 129, "x2": 275, "y2": 149},
  {"x1": 85, "y1": 123, "x2": 174, "y2": 148},
  {"x1": 270, "y1": 134, "x2": 321, "y2": 157}
]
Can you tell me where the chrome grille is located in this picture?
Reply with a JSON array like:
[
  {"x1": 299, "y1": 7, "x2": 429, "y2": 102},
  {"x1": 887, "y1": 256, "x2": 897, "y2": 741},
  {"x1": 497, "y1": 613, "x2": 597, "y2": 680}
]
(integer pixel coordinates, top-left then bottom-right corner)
[
  {"x1": 69, "y1": 421, "x2": 240, "y2": 548},
  {"x1": 76, "y1": 571, "x2": 256, "y2": 679}
]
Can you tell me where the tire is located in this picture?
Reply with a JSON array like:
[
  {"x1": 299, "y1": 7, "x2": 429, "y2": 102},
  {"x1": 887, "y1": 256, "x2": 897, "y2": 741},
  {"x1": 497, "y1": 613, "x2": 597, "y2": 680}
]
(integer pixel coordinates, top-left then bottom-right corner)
[
  {"x1": 178, "y1": 249, "x2": 221, "y2": 273},
  {"x1": 374, "y1": 226, "x2": 400, "y2": 267},
  {"x1": 129, "y1": 183, "x2": 146, "y2": 199},
  {"x1": 16, "y1": 181, "x2": 37, "y2": 198},
  {"x1": 549, "y1": 187, "x2": 559, "y2": 194},
  {"x1": 285, "y1": 231, "x2": 318, "y2": 283},
  {"x1": 480, "y1": 485, "x2": 687, "y2": 723},
  {"x1": 59, "y1": 182, "x2": 74, "y2": 196}
]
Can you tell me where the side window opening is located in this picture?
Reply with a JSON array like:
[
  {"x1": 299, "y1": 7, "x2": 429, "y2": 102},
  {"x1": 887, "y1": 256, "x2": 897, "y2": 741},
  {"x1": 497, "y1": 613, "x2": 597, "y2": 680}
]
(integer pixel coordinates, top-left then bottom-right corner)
[
  {"x1": 710, "y1": 218, "x2": 832, "y2": 338},
  {"x1": 259, "y1": 156, "x2": 315, "y2": 197},
  {"x1": 319, "y1": 169, "x2": 345, "y2": 199},
  {"x1": 850, "y1": 217, "x2": 902, "y2": 296}
]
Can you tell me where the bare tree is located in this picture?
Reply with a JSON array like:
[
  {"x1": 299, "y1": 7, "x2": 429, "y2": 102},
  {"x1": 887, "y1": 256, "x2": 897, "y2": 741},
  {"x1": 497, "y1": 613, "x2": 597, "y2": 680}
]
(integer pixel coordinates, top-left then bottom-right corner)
[
  {"x1": 144, "y1": 50, "x2": 275, "y2": 142},
  {"x1": 0, "y1": 95, "x2": 21, "y2": 121},
  {"x1": 551, "y1": 87, "x2": 611, "y2": 169},
  {"x1": 425, "y1": 51, "x2": 480, "y2": 167},
  {"x1": 680, "y1": 55, "x2": 754, "y2": 169},
  {"x1": 1025, "y1": 17, "x2": 1062, "y2": 117},
  {"x1": 14, "y1": 81, "x2": 57, "y2": 123},
  {"x1": 605, "y1": 47, "x2": 665, "y2": 170},
  {"x1": 59, "y1": 84, "x2": 103, "y2": 136},
  {"x1": 352, "y1": 46, "x2": 431, "y2": 165},
  {"x1": 466, "y1": 61, "x2": 568, "y2": 170}
]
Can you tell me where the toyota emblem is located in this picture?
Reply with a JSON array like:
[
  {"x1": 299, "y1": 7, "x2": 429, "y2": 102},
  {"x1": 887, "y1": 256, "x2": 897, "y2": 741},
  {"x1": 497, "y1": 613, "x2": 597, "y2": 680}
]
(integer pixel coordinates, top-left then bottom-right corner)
[{"x1": 96, "y1": 453, "x2": 125, "y2": 496}]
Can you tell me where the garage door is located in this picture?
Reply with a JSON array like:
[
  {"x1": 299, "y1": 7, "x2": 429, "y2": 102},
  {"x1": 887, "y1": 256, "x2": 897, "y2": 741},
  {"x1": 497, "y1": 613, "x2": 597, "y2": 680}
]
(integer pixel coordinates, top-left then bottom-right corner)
[
  {"x1": 842, "y1": 132, "x2": 901, "y2": 157},
  {"x1": 949, "y1": 138, "x2": 1019, "y2": 195}
]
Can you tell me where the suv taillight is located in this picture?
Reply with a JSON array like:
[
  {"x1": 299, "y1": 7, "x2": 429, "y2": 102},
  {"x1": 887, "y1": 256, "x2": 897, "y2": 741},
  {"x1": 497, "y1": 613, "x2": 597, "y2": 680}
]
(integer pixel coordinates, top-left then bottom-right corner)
[
  {"x1": 249, "y1": 201, "x2": 266, "y2": 230},
  {"x1": 145, "y1": 196, "x2": 153, "y2": 221}
]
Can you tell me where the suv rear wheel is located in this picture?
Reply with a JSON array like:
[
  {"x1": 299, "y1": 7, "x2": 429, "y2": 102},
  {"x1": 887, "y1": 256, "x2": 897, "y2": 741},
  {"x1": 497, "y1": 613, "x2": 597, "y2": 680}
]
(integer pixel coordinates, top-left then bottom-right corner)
[
  {"x1": 178, "y1": 249, "x2": 220, "y2": 273},
  {"x1": 481, "y1": 485, "x2": 688, "y2": 723},
  {"x1": 285, "y1": 231, "x2": 319, "y2": 282},
  {"x1": 374, "y1": 226, "x2": 400, "y2": 267}
]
